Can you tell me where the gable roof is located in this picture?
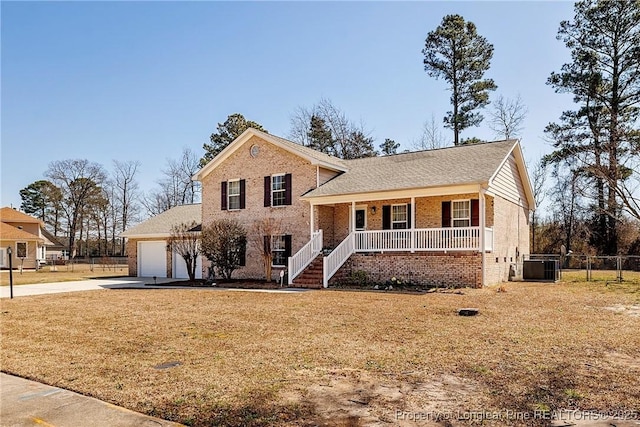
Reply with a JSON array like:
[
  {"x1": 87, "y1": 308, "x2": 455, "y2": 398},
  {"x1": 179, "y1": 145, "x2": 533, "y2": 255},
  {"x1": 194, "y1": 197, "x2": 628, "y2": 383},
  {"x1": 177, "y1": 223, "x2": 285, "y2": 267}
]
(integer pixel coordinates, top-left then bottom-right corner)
[
  {"x1": 120, "y1": 204, "x2": 202, "y2": 239},
  {"x1": 0, "y1": 222, "x2": 44, "y2": 241},
  {"x1": 303, "y1": 139, "x2": 520, "y2": 199},
  {"x1": 0, "y1": 207, "x2": 44, "y2": 225},
  {"x1": 193, "y1": 128, "x2": 347, "y2": 181}
]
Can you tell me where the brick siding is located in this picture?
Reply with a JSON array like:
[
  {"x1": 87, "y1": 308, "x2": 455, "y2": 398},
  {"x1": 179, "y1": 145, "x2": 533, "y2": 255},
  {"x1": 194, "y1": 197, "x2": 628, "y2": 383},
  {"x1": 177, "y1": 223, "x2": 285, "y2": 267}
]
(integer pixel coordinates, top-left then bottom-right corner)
[
  {"x1": 200, "y1": 135, "x2": 318, "y2": 281},
  {"x1": 330, "y1": 251, "x2": 483, "y2": 288}
]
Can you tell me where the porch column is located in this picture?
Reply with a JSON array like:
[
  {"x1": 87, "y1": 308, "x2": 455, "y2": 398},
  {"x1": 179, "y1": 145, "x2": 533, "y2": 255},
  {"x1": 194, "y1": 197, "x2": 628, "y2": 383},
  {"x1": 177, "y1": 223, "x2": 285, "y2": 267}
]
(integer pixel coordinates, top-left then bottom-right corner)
[
  {"x1": 310, "y1": 203, "x2": 315, "y2": 238},
  {"x1": 351, "y1": 201, "x2": 356, "y2": 233},
  {"x1": 410, "y1": 196, "x2": 416, "y2": 253},
  {"x1": 480, "y1": 188, "x2": 486, "y2": 287}
]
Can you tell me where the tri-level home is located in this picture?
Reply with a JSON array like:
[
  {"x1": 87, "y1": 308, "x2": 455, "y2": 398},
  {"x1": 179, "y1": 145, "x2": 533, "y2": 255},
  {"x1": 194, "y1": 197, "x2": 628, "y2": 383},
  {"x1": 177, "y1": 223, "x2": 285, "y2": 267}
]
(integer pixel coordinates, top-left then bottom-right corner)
[{"x1": 122, "y1": 128, "x2": 535, "y2": 288}]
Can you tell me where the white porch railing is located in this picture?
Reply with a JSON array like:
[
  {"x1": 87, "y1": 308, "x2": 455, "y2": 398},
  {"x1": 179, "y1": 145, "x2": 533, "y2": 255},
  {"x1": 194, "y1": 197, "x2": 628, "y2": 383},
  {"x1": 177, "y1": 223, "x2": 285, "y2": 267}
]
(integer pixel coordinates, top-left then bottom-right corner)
[
  {"x1": 288, "y1": 230, "x2": 323, "y2": 285},
  {"x1": 322, "y1": 232, "x2": 355, "y2": 288},
  {"x1": 323, "y1": 227, "x2": 494, "y2": 286},
  {"x1": 355, "y1": 227, "x2": 493, "y2": 252}
]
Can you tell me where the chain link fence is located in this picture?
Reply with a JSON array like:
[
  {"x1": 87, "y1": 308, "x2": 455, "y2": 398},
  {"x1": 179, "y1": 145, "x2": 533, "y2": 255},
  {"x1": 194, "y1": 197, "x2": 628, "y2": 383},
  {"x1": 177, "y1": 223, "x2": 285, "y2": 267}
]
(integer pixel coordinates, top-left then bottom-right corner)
[{"x1": 526, "y1": 254, "x2": 640, "y2": 282}]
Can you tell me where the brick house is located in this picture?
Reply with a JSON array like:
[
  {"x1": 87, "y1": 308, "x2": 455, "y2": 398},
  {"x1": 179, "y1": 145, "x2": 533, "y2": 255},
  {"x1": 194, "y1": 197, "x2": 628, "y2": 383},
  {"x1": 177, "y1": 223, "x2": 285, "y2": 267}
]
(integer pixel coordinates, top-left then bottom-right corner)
[{"x1": 123, "y1": 128, "x2": 535, "y2": 288}]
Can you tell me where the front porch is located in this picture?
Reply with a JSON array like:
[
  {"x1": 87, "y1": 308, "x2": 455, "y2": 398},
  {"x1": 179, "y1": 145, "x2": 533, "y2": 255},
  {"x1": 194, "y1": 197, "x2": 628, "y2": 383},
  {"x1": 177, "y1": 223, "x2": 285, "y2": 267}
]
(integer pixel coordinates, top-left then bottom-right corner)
[
  {"x1": 288, "y1": 191, "x2": 494, "y2": 287},
  {"x1": 289, "y1": 191, "x2": 495, "y2": 288}
]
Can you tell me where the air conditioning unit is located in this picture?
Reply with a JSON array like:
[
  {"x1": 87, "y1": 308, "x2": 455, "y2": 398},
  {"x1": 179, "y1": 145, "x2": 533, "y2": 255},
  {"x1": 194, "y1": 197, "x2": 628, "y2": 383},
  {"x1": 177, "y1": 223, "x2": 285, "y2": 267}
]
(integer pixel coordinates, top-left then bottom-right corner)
[{"x1": 523, "y1": 260, "x2": 559, "y2": 281}]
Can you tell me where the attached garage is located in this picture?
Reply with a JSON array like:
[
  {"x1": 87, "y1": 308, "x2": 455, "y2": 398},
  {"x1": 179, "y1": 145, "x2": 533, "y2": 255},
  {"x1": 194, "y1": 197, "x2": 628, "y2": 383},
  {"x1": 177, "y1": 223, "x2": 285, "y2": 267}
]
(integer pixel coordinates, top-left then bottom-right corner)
[
  {"x1": 120, "y1": 204, "x2": 202, "y2": 279},
  {"x1": 173, "y1": 251, "x2": 203, "y2": 279},
  {"x1": 138, "y1": 241, "x2": 167, "y2": 278}
]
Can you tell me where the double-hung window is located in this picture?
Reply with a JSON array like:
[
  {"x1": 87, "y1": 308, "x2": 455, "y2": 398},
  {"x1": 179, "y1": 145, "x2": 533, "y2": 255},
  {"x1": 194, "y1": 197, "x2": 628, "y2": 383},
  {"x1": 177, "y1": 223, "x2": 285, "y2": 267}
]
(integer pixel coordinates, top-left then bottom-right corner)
[
  {"x1": 452, "y1": 200, "x2": 471, "y2": 227},
  {"x1": 271, "y1": 174, "x2": 286, "y2": 207},
  {"x1": 272, "y1": 235, "x2": 287, "y2": 266},
  {"x1": 16, "y1": 242, "x2": 27, "y2": 258},
  {"x1": 227, "y1": 180, "x2": 241, "y2": 210},
  {"x1": 391, "y1": 204, "x2": 408, "y2": 229}
]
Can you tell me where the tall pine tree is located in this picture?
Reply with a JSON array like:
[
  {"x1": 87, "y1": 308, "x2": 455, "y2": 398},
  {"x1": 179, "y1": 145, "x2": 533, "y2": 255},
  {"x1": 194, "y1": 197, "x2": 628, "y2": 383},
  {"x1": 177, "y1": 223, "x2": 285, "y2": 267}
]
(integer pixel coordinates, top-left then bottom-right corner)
[
  {"x1": 422, "y1": 15, "x2": 497, "y2": 146},
  {"x1": 545, "y1": 0, "x2": 640, "y2": 254}
]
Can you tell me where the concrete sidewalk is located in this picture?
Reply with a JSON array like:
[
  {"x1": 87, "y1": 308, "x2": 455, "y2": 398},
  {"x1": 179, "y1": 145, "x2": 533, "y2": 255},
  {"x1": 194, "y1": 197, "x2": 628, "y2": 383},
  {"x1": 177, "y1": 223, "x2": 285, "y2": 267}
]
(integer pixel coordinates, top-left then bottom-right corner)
[{"x1": 0, "y1": 373, "x2": 184, "y2": 427}]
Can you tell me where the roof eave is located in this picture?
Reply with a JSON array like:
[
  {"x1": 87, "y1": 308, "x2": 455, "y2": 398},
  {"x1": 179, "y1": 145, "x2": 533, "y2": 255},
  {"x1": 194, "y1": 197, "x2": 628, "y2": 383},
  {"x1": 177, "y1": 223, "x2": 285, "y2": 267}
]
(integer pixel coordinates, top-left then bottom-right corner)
[{"x1": 192, "y1": 128, "x2": 347, "y2": 181}]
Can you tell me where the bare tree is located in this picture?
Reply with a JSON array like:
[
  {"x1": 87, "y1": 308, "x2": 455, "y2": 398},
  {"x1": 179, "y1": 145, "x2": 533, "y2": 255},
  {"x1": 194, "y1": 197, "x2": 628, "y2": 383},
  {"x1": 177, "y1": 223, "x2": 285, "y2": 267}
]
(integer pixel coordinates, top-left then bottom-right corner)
[
  {"x1": 168, "y1": 221, "x2": 201, "y2": 281},
  {"x1": 45, "y1": 159, "x2": 107, "y2": 259},
  {"x1": 488, "y1": 94, "x2": 528, "y2": 140},
  {"x1": 289, "y1": 98, "x2": 376, "y2": 159},
  {"x1": 143, "y1": 148, "x2": 201, "y2": 216},
  {"x1": 201, "y1": 219, "x2": 246, "y2": 280},
  {"x1": 529, "y1": 159, "x2": 548, "y2": 253},
  {"x1": 113, "y1": 160, "x2": 140, "y2": 255},
  {"x1": 413, "y1": 114, "x2": 448, "y2": 150},
  {"x1": 248, "y1": 218, "x2": 282, "y2": 282}
]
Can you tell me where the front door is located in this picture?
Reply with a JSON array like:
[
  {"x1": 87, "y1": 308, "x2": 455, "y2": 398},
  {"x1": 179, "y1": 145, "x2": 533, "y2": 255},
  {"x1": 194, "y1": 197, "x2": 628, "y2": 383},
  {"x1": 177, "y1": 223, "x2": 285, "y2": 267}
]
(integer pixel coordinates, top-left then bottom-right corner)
[{"x1": 355, "y1": 207, "x2": 366, "y2": 231}]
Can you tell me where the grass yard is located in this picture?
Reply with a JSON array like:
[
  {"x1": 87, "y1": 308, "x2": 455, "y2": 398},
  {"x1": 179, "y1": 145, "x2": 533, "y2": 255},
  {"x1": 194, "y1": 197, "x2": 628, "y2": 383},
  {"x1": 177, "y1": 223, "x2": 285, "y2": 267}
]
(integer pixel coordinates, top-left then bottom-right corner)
[
  {"x1": 1, "y1": 279, "x2": 639, "y2": 426},
  {"x1": 0, "y1": 263, "x2": 128, "y2": 286}
]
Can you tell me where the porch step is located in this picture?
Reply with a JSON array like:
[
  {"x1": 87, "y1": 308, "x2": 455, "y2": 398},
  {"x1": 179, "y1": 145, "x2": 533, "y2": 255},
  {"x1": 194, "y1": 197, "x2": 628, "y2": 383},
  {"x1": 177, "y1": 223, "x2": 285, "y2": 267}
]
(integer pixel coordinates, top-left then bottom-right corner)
[{"x1": 291, "y1": 255, "x2": 324, "y2": 289}]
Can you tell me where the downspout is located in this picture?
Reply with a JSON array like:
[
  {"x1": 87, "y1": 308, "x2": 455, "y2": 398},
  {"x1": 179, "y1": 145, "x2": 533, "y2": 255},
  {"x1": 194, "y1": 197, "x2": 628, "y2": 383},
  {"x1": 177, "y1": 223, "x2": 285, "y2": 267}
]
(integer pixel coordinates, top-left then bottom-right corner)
[{"x1": 479, "y1": 186, "x2": 486, "y2": 288}]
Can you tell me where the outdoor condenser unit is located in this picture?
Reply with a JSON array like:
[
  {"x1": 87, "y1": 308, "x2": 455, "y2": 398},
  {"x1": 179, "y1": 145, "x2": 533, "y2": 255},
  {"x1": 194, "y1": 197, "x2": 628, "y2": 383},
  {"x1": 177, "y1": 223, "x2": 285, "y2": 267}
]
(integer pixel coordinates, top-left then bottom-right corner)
[{"x1": 523, "y1": 260, "x2": 559, "y2": 281}]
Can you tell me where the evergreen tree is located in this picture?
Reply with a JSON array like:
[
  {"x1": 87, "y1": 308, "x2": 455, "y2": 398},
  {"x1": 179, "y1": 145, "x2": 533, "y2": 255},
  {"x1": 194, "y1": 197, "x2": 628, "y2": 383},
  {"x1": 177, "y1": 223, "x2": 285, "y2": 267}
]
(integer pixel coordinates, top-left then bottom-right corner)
[
  {"x1": 422, "y1": 14, "x2": 497, "y2": 145},
  {"x1": 19, "y1": 180, "x2": 63, "y2": 235},
  {"x1": 380, "y1": 138, "x2": 400, "y2": 155},
  {"x1": 545, "y1": 0, "x2": 640, "y2": 254},
  {"x1": 307, "y1": 114, "x2": 334, "y2": 154},
  {"x1": 201, "y1": 113, "x2": 267, "y2": 167}
]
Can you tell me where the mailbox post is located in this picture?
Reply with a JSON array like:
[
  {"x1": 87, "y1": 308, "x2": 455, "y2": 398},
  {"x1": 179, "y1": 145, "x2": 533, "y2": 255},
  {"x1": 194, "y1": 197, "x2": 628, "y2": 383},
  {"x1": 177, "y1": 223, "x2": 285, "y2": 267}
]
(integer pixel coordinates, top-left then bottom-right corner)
[{"x1": 7, "y1": 246, "x2": 14, "y2": 299}]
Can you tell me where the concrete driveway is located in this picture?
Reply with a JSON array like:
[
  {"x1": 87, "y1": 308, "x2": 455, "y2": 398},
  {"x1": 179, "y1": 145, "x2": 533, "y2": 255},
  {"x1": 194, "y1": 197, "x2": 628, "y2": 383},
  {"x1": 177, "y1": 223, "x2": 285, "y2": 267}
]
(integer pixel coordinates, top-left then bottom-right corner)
[
  {"x1": 0, "y1": 277, "x2": 188, "y2": 298},
  {"x1": 0, "y1": 277, "x2": 309, "y2": 298}
]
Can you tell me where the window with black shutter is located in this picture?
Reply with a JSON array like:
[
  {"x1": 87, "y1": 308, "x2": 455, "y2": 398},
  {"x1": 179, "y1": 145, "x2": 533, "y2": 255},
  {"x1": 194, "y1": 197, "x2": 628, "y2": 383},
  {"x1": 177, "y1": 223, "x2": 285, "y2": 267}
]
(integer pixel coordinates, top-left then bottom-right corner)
[
  {"x1": 382, "y1": 205, "x2": 391, "y2": 230},
  {"x1": 221, "y1": 181, "x2": 227, "y2": 211},
  {"x1": 264, "y1": 176, "x2": 271, "y2": 207},
  {"x1": 441, "y1": 201, "x2": 451, "y2": 227},
  {"x1": 471, "y1": 199, "x2": 479, "y2": 227}
]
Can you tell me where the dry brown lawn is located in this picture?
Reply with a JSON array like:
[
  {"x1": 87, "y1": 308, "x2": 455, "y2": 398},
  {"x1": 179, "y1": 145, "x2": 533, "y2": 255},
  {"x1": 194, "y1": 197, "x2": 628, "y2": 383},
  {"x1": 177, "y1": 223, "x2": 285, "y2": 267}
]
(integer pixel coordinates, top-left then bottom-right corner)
[
  {"x1": 0, "y1": 263, "x2": 128, "y2": 286},
  {"x1": 1, "y1": 278, "x2": 639, "y2": 426}
]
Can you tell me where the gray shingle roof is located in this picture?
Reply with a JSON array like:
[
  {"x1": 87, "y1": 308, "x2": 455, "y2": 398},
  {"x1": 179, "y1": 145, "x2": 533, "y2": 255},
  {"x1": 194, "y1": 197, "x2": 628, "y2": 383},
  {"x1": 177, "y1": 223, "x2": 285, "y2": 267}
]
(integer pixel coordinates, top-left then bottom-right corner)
[
  {"x1": 120, "y1": 204, "x2": 201, "y2": 237},
  {"x1": 253, "y1": 129, "x2": 347, "y2": 170},
  {"x1": 303, "y1": 140, "x2": 517, "y2": 198}
]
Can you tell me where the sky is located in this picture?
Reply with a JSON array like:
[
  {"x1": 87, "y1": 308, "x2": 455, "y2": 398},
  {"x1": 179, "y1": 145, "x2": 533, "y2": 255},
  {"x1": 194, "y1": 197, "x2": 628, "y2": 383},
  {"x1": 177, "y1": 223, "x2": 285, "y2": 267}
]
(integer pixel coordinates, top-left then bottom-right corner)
[{"x1": 1, "y1": 1, "x2": 577, "y2": 211}]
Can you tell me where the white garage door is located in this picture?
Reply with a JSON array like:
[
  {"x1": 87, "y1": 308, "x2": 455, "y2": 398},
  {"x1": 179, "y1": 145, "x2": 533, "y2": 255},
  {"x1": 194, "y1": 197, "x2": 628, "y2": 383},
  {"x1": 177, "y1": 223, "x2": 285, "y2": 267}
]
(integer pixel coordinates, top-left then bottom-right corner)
[
  {"x1": 138, "y1": 241, "x2": 167, "y2": 278},
  {"x1": 173, "y1": 251, "x2": 203, "y2": 279}
]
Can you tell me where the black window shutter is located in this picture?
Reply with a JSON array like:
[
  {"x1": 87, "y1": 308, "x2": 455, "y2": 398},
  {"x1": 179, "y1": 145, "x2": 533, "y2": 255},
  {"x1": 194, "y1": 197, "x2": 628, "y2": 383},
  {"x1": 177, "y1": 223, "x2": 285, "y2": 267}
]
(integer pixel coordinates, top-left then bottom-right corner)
[
  {"x1": 442, "y1": 201, "x2": 451, "y2": 227},
  {"x1": 284, "y1": 235, "x2": 292, "y2": 258},
  {"x1": 221, "y1": 181, "x2": 227, "y2": 211},
  {"x1": 382, "y1": 205, "x2": 391, "y2": 230},
  {"x1": 264, "y1": 176, "x2": 271, "y2": 207},
  {"x1": 284, "y1": 173, "x2": 292, "y2": 205},
  {"x1": 238, "y1": 244, "x2": 246, "y2": 266},
  {"x1": 407, "y1": 203, "x2": 412, "y2": 229},
  {"x1": 239, "y1": 179, "x2": 246, "y2": 209},
  {"x1": 471, "y1": 199, "x2": 480, "y2": 226}
]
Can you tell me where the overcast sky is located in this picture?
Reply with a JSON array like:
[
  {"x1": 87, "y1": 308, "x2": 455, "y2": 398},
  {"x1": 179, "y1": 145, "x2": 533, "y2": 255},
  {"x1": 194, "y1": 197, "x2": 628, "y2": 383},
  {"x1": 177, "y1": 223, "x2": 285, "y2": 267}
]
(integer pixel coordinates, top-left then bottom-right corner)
[{"x1": 1, "y1": 1, "x2": 577, "y2": 210}]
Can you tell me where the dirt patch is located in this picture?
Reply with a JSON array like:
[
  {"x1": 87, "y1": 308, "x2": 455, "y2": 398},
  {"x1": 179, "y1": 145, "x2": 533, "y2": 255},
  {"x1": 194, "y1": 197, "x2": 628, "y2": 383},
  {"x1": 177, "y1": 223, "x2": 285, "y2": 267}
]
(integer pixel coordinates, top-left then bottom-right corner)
[
  {"x1": 604, "y1": 351, "x2": 640, "y2": 370},
  {"x1": 603, "y1": 304, "x2": 640, "y2": 317},
  {"x1": 281, "y1": 369, "x2": 482, "y2": 426}
]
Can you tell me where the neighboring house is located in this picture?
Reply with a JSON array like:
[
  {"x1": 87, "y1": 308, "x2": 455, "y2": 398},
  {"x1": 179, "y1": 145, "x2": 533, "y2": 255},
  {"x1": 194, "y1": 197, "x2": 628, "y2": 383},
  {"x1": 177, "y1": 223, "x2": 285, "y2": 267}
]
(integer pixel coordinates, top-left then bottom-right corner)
[
  {"x1": 123, "y1": 128, "x2": 535, "y2": 288},
  {"x1": 41, "y1": 229, "x2": 69, "y2": 262},
  {"x1": 0, "y1": 207, "x2": 52, "y2": 269},
  {"x1": 121, "y1": 204, "x2": 203, "y2": 279}
]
